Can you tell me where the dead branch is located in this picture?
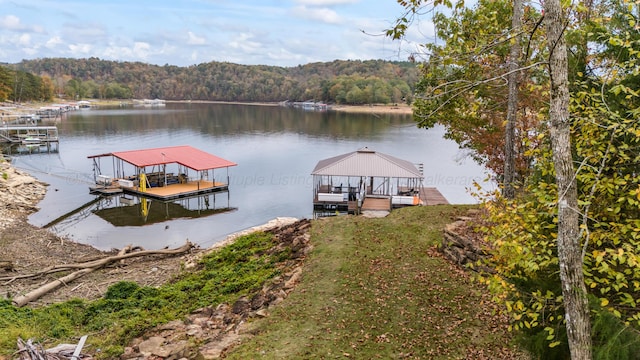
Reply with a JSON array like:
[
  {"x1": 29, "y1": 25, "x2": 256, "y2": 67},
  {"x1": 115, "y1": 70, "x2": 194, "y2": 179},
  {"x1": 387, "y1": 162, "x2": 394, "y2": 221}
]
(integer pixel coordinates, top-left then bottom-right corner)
[{"x1": 10, "y1": 242, "x2": 194, "y2": 307}]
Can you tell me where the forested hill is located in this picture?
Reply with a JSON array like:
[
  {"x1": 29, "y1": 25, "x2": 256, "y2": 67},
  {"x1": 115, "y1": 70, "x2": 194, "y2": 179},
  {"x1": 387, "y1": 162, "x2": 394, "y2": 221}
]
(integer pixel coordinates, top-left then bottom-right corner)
[{"x1": 14, "y1": 58, "x2": 419, "y2": 104}]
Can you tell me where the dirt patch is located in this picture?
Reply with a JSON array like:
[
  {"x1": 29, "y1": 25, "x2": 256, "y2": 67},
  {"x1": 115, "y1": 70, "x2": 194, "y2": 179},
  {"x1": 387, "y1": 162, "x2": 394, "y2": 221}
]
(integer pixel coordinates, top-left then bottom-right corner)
[{"x1": 0, "y1": 159, "x2": 200, "y2": 307}]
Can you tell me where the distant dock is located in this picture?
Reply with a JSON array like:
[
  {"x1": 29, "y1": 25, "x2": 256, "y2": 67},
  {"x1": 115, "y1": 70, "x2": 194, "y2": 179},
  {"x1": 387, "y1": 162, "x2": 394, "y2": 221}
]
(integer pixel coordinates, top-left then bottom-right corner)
[{"x1": 0, "y1": 125, "x2": 59, "y2": 144}]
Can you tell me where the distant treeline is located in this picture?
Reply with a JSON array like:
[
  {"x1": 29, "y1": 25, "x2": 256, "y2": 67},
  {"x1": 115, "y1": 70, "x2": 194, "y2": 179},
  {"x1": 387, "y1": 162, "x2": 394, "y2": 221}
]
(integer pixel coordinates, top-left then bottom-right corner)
[{"x1": 4, "y1": 58, "x2": 419, "y2": 105}]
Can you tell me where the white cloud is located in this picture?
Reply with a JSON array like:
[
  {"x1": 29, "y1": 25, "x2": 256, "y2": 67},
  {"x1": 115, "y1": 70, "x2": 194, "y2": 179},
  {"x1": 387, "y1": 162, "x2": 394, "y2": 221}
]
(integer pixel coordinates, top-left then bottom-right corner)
[
  {"x1": 229, "y1": 33, "x2": 262, "y2": 53},
  {"x1": 45, "y1": 36, "x2": 64, "y2": 49},
  {"x1": 131, "y1": 42, "x2": 151, "y2": 59},
  {"x1": 187, "y1": 31, "x2": 206, "y2": 45},
  {"x1": 17, "y1": 33, "x2": 31, "y2": 46},
  {"x1": 0, "y1": 14, "x2": 43, "y2": 33},
  {"x1": 103, "y1": 44, "x2": 138, "y2": 61},
  {"x1": 0, "y1": 15, "x2": 23, "y2": 30},
  {"x1": 291, "y1": 6, "x2": 342, "y2": 25},
  {"x1": 68, "y1": 43, "x2": 93, "y2": 55}
]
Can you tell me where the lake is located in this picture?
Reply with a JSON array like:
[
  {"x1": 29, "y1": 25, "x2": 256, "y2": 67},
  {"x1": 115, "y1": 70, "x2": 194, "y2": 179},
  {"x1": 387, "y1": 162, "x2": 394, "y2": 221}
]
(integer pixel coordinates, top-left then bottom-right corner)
[{"x1": 5, "y1": 103, "x2": 493, "y2": 251}]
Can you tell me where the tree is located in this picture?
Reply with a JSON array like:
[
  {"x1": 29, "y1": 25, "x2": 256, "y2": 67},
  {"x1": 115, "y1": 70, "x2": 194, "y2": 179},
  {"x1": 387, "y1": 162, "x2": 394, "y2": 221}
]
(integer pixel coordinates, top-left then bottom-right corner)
[
  {"x1": 503, "y1": 0, "x2": 524, "y2": 199},
  {"x1": 0, "y1": 66, "x2": 13, "y2": 101},
  {"x1": 391, "y1": 0, "x2": 546, "y2": 181},
  {"x1": 40, "y1": 75, "x2": 55, "y2": 101},
  {"x1": 385, "y1": 1, "x2": 640, "y2": 358},
  {"x1": 543, "y1": 0, "x2": 592, "y2": 357},
  {"x1": 478, "y1": 1, "x2": 640, "y2": 358}
]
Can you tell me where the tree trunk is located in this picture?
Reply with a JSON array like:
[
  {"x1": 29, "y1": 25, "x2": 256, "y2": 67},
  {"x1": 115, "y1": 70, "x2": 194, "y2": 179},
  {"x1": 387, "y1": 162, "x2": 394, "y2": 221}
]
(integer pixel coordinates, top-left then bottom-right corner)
[
  {"x1": 543, "y1": 0, "x2": 592, "y2": 359},
  {"x1": 503, "y1": 0, "x2": 524, "y2": 199}
]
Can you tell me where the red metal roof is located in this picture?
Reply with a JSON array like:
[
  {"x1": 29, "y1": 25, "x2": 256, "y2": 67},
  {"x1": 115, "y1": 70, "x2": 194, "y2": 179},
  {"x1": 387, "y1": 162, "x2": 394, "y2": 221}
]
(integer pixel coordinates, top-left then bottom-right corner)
[{"x1": 88, "y1": 145, "x2": 237, "y2": 171}]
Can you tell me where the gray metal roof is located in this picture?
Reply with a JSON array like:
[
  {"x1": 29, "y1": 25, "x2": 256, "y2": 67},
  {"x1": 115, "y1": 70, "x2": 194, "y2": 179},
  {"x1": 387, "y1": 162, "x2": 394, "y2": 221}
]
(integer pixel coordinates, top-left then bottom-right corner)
[{"x1": 311, "y1": 147, "x2": 423, "y2": 178}]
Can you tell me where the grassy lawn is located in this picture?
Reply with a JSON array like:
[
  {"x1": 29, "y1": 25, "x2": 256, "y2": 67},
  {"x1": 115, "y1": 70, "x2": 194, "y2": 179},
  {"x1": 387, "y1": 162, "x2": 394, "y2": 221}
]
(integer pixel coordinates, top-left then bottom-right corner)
[{"x1": 227, "y1": 205, "x2": 527, "y2": 359}]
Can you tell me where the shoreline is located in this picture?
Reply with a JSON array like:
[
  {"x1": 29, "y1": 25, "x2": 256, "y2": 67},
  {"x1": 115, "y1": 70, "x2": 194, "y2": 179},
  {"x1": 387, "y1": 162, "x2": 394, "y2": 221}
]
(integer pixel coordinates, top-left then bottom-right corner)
[
  {"x1": 3, "y1": 99, "x2": 414, "y2": 116},
  {"x1": 167, "y1": 100, "x2": 414, "y2": 115},
  {"x1": 96, "y1": 99, "x2": 415, "y2": 115}
]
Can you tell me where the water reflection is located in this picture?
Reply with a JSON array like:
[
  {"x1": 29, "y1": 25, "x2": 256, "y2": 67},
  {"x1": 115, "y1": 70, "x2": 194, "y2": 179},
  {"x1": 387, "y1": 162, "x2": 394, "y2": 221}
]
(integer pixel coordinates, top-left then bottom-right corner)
[
  {"x1": 93, "y1": 192, "x2": 235, "y2": 227},
  {"x1": 1, "y1": 142, "x2": 59, "y2": 155},
  {"x1": 58, "y1": 103, "x2": 413, "y2": 139},
  {"x1": 45, "y1": 192, "x2": 235, "y2": 229}
]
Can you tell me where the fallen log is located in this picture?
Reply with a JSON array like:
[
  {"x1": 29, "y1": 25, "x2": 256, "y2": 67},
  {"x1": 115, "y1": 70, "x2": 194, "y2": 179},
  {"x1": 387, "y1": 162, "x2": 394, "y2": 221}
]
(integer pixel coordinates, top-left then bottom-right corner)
[
  {"x1": 1, "y1": 242, "x2": 194, "y2": 282},
  {"x1": 13, "y1": 268, "x2": 96, "y2": 307},
  {"x1": 11, "y1": 241, "x2": 194, "y2": 307}
]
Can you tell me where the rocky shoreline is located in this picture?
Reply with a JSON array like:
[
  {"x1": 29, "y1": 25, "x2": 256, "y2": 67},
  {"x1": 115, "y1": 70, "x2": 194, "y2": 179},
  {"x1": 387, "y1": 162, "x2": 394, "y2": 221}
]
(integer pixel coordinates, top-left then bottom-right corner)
[
  {"x1": 124, "y1": 219, "x2": 313, "y2": 360},
  {"x1": 0, "y1": 158, "x2": 48, "y2": 230},
  {"x1": 0, "y1": 158, "x2": 315, "y2": 359}
]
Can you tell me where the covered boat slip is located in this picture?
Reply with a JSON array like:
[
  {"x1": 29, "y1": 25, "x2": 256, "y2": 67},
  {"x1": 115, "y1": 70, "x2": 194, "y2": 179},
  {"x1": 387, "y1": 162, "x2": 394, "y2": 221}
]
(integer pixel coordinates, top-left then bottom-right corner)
[
  {"x1": 88, "y1": 145, "x2": 237, "y2": 201},
  {"x1": 311, "y1": 147, "x2": 446, "y2": 214}
]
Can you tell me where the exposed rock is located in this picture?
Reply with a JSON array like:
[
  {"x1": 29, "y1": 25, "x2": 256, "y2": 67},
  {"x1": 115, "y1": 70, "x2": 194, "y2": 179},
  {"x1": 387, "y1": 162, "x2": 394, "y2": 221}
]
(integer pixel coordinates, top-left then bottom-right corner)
[
  {"x1": 120, "y1": 218, "x2": 314, "y2": 359},
  {"x1": 232, "y1": 297, "x2": 250, "y2": 315},
  {"x1": 0, "y1": 160, "x2": 47, "y2": 231},
  {"x1": 137, "y1": 337, "x2": 165, "y2": 356}
]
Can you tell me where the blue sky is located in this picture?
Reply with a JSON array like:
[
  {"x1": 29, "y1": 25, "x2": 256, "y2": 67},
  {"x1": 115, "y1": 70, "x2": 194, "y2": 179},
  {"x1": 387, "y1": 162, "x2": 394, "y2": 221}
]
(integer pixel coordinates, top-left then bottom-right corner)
[{"x1": 0, "y1": 0, "x2": 436, "y2": 67}]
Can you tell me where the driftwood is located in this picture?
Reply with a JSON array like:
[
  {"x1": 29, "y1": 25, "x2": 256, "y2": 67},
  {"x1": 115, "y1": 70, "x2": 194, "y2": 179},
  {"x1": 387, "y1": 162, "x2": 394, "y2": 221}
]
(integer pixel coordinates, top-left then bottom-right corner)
[
  {"x1": 1, "y1": 242, "x2": 193, "y2": 283},
  {"x1": 14, "y1": 335, "x2": 91, "y2": 360},
  {"x1": 11, "y1": 242, "x2": 194, "y2": 307}
]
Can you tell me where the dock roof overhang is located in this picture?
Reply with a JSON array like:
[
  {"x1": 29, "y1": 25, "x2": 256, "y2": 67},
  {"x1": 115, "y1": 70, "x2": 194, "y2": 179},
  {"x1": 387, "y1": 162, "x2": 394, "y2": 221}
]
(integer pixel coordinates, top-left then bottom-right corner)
[
  {"x1": 311, "y1": 147, "x2": 423, "y2": 179},
  {"x1": 88, "y1": 145, "x2": 237, "y2": 171}
]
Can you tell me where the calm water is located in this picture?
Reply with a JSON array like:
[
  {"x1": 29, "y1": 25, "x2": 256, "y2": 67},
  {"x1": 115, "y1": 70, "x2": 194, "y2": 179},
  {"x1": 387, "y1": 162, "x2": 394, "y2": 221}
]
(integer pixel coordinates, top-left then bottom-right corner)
[{"x1": 7, "y1": 103, "x2": 493, "y2": 250}]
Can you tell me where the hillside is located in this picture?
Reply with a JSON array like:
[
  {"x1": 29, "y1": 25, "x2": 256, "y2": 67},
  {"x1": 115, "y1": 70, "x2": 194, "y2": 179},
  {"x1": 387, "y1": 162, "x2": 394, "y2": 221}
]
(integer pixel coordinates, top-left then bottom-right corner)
[{"x1": 11, "y1": 58, "x2": 419, "y2": 104}]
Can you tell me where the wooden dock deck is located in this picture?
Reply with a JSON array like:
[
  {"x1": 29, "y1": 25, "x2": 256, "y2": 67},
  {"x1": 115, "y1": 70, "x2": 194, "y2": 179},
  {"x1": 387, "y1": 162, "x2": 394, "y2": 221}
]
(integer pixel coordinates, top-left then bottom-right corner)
[
  {"x1": 420, "y1": 187, "x2": 449, "y2": 205},
  {"x1": 91, "y1": 180, "x2": 229, "y2": 200},
  {"x1": 361, "y1": 197, "x2": 392, "y2": 211}
]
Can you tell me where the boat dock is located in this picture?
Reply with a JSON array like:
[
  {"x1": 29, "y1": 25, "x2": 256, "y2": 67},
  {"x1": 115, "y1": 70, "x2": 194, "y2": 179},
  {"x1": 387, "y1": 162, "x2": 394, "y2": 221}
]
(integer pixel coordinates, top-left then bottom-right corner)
[
  {"x1": 0, "y1": 125, "x2": 59, "y2": 144},
  {"x1": 88, "y1": 145, "x2": 237, "y2": 202}
]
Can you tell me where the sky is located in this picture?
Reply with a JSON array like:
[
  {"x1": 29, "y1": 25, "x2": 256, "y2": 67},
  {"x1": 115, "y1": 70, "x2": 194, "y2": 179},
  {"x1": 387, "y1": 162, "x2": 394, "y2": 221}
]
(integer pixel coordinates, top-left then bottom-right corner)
[{"x1": 0, "y1": 0, "x2": 437, "y2": 68}]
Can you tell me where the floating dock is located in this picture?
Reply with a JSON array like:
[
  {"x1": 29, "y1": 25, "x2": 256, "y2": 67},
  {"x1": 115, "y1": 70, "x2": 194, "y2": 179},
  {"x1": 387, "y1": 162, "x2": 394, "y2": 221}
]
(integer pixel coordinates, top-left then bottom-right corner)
[
  {"x1": 311, "y1": 147, "x2": 447, "y2": 215},
  {"x1": 88, "y1": 145, "x2": 237, "y2": 201}
]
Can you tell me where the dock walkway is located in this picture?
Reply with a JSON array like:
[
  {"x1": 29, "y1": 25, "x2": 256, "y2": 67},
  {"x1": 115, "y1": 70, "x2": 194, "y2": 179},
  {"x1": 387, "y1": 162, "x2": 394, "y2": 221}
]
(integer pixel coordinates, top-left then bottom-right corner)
[{"x1": 420, "y1": 187, "x2": 449, "y2": 205}]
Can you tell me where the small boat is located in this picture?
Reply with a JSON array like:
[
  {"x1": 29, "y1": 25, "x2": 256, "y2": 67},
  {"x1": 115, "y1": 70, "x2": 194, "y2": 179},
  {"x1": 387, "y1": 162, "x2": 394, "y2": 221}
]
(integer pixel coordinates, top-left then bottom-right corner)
[{"x1": 21, "y1": 137, "x2": 41, "y2": 145}]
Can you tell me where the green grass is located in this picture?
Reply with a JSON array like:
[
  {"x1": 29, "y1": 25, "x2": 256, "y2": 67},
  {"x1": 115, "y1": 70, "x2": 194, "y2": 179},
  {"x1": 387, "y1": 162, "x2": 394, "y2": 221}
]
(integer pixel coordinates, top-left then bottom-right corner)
[
  {"x1": 227, "y1": 205, "x2": 525, "y2": 359},
  {"x1": 0, "y1": 205, "x2": 526, "y2": 359}
]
